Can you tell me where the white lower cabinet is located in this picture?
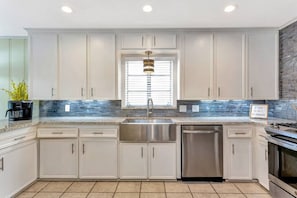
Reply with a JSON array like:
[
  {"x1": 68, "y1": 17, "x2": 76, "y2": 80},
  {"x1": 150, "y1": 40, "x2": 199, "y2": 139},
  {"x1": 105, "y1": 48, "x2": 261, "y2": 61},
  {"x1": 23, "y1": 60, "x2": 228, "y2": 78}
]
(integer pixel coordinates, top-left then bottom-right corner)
[
  {"x1": 119, "y1": 143, "x2": 176, "y2": 179},
  {"x1": 255, "y1": 127, "x2": 269, "y2": 189},
  {"x1": 120, "y1": 143, "x2": 148, "y2": 179},
  {"x1": 39, "y1": 139, "x2": 78, "y2": 178},
  {"x1": 79, "y1": 139, "x2": 117, "y2": 179},
  {"x1": 149, "y1": 143, "x2": 176, "y2": 179},
  {"x1": 0, "y1": 140, "x2": 37, "y2": 198},
  {"x1": 224, "y1": 125, "x2": 253, "y2": 180}
]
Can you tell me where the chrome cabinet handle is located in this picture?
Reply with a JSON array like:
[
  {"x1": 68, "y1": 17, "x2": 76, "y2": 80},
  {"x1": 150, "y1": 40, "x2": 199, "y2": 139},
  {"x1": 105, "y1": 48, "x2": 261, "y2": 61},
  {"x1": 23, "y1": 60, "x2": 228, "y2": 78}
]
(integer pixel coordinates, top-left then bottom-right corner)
[
  {"x1": 152, "y1": 147, "x2": 155, "y2": 158},
  {"x1": 232, "y1": 144, "x2": 235, "y2": 155},
  {"x1": 142, "y1": 36, "x2": 144, "y2": 47},
  {"x1": 154, "y1": 36, "x2": 156, "y2": 47},
  {"x1": 0, "y1": 157, "x2": 3, "y2": 171},
  {"x1": 218, "y1": 87, "x2": 221, "y2": 97},
  {"x1": 51, "y1": 88, "x2": 54, "y2": 97},
  {"x1": 81, "y1": 88, "x2": 84, "y2": 97},
  {"x1": 83, "y1": 144, "x2": 85, "y2": 154},
  {"x1": 91, "y1": 88, "x2": 94, "y2": 97},
  {"x1": 265, "y1": 149, "x2": 268, "y2": 160},
  {"x1": 72, "y1": 144, "x2": 74, "y2": 154},
  {"x1": 208, "y1": 88, "x2": 210, "y2": 97},
  {"x1": 14, "y1": 136, "x2": 26, "y2": 141},
  {"x1": 141, "y1": 147, "x2": 143, "y2": 158},
  {"x1": 251, "y1": 87, "x2": 253, "y2": 97}
]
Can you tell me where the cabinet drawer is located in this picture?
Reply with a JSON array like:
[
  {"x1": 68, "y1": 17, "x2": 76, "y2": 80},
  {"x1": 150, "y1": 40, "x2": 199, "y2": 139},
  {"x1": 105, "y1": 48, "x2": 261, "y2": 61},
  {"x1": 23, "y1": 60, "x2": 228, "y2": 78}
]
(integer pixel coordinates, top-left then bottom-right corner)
[
  {"x1": 79, "y1": 128, "x2": 118, "y2": 138},
  {"x1": 0, "y1": 131, "x2": 36, "y2": 150},
  {"x1": 37, "y1": 128, "x2": 78, "y2": 138},
  {"x1": 228, "y1": 128, "x2": 252, "y2": 138}
]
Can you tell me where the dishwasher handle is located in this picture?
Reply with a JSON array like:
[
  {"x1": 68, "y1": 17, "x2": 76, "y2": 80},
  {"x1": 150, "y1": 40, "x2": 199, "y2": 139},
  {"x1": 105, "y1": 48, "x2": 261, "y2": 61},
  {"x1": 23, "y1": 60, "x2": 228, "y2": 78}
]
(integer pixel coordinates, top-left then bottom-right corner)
[{"x1": 183, "y1": 130, "x2": 218, "y2": 134}]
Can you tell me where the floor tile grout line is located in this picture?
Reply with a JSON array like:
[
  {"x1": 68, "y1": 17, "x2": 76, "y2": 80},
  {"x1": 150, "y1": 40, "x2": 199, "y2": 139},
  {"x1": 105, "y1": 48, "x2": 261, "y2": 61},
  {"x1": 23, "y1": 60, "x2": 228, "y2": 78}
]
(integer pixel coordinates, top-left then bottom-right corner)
[
  {"x1": 60, "y1": 181, "x2": 74, "y2": 197},
  {"x1": 113, "y1": 180, "x2": 120, "y2": 198},
  {"x1": 84, "y1": 181, "x2": 96, "y2": 198}
]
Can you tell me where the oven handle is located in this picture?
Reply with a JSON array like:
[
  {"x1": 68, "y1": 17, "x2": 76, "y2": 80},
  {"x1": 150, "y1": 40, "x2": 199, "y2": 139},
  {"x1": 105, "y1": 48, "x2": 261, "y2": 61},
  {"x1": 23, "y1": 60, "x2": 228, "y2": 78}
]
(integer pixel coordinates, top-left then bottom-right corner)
[{"x1": 268, "y1": 136, "x2": 297, "y2": 151}]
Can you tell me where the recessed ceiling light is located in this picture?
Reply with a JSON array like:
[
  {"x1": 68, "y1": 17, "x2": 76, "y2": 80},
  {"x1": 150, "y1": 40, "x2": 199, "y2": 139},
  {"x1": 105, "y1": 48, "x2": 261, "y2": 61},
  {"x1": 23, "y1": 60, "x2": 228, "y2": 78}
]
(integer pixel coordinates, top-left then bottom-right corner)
[
  {"x1": 224, "y1": 5, "x2": 236, "y2": 13},
  {"x1": 143, "y1": 5, "x2": 153, "y2": 13},
  {"x1": 61, "y1": 6, "x2": 73, "y2": 13}
]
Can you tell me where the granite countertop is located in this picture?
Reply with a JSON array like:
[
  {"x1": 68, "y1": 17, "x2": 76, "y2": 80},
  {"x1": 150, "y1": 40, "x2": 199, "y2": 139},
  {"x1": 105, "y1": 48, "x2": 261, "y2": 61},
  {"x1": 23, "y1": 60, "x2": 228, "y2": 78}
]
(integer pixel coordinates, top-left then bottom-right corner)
[{"x1": 0, "y1": 116, "x2": 295, "y2": 134}]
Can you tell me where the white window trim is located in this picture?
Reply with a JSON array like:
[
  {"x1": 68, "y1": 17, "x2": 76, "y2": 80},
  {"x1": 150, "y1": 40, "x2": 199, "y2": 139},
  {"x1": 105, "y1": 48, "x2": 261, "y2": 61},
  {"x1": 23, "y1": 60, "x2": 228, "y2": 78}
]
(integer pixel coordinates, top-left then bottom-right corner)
[{"x1": 121, "y1": 54, "x2": 177, "y2": 109}]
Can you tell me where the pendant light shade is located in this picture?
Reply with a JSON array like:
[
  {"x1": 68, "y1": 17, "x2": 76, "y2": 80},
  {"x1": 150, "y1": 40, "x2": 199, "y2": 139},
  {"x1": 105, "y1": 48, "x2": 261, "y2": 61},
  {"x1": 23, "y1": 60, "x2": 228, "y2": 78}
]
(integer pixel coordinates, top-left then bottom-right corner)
[{"x1": 143, "y1": 51, "x2": 154, "y2": 74}]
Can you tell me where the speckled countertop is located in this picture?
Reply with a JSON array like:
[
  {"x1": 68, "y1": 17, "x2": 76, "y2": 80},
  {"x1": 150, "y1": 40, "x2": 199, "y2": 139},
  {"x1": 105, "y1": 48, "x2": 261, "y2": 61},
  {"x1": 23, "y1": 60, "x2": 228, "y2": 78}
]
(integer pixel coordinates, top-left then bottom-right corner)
[{"x1": 0, "y1": 116, "x2": 294, "y2": 133}]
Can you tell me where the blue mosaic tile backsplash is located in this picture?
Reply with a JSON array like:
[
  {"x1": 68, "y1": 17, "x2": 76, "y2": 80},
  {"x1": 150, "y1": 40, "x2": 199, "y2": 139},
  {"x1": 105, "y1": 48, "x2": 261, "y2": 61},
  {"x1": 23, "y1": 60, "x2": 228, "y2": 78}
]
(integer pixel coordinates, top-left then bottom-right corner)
[{"x1": 39, "y1": 100, "x2": 265, "y2": 117}]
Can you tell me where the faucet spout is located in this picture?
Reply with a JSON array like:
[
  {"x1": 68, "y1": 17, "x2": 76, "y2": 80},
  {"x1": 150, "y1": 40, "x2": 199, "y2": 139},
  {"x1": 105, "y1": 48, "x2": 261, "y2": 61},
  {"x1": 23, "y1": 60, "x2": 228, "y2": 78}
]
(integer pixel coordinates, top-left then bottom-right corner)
[{"x1": 147, "y1": 98, "x2": 154, "y2": 118}]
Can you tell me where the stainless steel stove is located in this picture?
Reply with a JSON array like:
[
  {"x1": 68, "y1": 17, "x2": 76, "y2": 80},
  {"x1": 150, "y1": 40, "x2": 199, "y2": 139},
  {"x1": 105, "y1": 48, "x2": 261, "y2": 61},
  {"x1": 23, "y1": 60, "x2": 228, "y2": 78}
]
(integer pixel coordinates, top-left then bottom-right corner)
[{"x1": 265, "y1": 122, "x2": 297, "y2": 198}]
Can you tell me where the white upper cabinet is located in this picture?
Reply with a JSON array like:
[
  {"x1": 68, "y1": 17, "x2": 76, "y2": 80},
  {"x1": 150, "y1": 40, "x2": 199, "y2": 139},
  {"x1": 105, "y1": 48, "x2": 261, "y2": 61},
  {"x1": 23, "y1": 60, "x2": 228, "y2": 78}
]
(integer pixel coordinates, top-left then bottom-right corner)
[
  {"x1": 59, "y1": 33, "x2": 87, "y2": 100},
  {"x1": 121, "y1": 32, "x2": 176, "y2": 49},
  {"x1": 88, "y1": 33, "x2": 116, "y2": 99},
  {"x1": 183, "y1": 32, "x2": 213, "y2": 99},
  {"x1": 214, "y1": 32, "x2": 245, "y2": 99},
  {"x1": 247, "y1": 30, "x2": 279, "y2": 100},
  {"x1": 29, "y1": 33, "x2": 58, "y2": 99},
  {"x1": 152, "y1": 33, "x2": 176, "y2": 49}
]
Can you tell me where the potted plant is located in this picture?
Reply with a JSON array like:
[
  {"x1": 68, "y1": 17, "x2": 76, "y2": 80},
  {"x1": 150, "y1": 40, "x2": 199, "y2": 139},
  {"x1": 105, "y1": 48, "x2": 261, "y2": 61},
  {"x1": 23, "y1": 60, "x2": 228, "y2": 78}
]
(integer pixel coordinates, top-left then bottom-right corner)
[
  {"x1": 1, "y1": 81, "x2": 29, "y2": 101},
  {"x1": 1, "y1": 81, "x2": 33, "y2": 121}
]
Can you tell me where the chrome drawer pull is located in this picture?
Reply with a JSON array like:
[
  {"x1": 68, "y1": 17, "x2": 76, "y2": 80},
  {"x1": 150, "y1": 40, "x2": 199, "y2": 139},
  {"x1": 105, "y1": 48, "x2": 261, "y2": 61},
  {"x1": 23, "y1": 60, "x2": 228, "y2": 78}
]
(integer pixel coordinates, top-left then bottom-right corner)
[
  {"x1": 235, "y1": 132, "x2": 247, "y2": 135},
  {"x1": 14, "y1": 136, "x2": 26, "y2": 141},
  {"x1": 52, "y1": 132, "x2": 63, "y2": 134},
  {"x1": 93, "y1": 132, "x2": 104, "y2": 134}
]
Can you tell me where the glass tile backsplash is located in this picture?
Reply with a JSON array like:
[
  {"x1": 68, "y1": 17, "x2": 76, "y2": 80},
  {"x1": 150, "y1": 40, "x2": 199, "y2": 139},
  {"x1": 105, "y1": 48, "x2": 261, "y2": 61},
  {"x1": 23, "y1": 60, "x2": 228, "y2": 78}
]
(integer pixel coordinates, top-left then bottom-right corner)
[{"x1": 39, "y1": 100, "x2": 265, "y2": 118}]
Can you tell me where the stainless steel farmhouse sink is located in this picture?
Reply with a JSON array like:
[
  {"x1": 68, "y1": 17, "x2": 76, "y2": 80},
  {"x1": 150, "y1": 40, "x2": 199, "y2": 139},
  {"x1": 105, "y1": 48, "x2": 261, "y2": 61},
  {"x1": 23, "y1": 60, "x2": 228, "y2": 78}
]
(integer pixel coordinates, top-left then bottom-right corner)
[
  {"x1": 120, "y1": 118, "x2": 176, "y2": 142},
  {"x1": 122, "y1": 118, "x2": 173, "y2": 124}
]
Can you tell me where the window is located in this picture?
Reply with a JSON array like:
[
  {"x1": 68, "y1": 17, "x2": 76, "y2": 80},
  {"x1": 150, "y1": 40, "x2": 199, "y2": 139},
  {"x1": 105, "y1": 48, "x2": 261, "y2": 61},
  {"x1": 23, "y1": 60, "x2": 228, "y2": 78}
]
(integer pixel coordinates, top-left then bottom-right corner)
[{"x1": 122, "y1": 55, "x2": 177, "y2": 108}]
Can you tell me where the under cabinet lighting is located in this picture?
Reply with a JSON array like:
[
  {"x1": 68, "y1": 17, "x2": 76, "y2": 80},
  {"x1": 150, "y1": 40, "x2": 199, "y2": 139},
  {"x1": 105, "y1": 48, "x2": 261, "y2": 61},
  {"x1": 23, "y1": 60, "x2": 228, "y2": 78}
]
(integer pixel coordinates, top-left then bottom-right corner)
[
  {"x1": 143, "y1": 5, "x2": 153, "y2": 13},
  {"x1": 61, "y1": 6, "x2": 73, "y2": 13},
  {"x1": 224, "y1": 5, "x2": 236, "y2": 13}
]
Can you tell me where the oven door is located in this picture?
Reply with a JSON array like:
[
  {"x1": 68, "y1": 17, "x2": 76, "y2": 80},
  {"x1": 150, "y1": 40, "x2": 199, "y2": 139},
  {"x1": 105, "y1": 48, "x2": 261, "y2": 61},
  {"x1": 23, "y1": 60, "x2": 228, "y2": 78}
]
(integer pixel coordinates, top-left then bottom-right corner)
[{"x1": 268, "y1": 135, "x2": 297, "y2": 197}]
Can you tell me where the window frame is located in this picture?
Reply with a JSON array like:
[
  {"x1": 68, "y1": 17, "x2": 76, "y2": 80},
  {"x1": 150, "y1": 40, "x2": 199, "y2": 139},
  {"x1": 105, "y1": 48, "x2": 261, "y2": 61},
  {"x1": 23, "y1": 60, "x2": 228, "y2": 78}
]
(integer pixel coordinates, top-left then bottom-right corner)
[{"x1": 121, "y1": 54, "x2": 177, "y2": 109}]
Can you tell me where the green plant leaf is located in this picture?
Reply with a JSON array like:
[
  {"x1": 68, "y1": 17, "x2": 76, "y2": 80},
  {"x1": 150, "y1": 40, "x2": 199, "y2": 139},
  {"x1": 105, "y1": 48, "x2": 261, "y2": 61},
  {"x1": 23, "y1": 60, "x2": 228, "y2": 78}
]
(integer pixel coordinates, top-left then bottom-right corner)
[{"x1": 1, "y1": 81, "x2": 28, "y2": 100}]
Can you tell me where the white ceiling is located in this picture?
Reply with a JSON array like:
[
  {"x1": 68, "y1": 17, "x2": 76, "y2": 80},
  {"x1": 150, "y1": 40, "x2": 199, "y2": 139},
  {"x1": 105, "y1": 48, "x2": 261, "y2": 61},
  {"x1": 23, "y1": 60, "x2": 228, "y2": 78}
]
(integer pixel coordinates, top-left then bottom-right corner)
[{"x1": 1, "y1": 0, "x2": 297, "y2": 36}]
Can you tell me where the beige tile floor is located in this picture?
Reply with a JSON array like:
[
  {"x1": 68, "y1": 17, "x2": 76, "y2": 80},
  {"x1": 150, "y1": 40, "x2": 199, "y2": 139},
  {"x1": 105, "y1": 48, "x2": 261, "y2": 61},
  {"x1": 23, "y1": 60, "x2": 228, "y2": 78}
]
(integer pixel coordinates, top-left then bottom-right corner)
[{"x1": 16, "y1": 181, "x2": 272, "y2": 198}]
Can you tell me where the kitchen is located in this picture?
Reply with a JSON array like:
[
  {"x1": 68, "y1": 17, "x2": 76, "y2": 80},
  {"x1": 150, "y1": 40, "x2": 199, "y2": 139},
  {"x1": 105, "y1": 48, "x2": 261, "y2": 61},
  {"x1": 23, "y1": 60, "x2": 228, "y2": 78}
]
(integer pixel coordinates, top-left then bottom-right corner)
[{"x1": 1, "y1": 1, "x2": 297, "y2": 198}]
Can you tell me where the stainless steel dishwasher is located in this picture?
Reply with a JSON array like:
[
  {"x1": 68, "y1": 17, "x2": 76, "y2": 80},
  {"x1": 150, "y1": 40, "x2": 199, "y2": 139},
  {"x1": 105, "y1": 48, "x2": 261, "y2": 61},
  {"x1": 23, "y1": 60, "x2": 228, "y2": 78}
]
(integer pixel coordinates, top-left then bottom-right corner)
[{"x1": 182, "y1": 125, "x2": 223, "y2": 181}]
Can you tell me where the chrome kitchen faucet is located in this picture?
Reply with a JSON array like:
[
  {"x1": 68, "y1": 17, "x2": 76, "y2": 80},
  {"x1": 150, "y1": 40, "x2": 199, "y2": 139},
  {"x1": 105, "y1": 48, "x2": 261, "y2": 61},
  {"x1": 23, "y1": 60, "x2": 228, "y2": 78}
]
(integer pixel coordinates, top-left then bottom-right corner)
[{"x1": 147, "y1": 98, "x2": 154, "y2": 118}]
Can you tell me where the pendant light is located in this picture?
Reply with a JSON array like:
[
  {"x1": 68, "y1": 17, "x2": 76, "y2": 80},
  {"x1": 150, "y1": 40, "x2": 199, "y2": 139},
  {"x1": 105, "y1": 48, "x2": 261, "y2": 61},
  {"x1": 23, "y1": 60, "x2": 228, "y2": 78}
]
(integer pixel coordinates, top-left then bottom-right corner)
[{"x1": 143, "y1": 50, "x2": 154, "y2": 74}]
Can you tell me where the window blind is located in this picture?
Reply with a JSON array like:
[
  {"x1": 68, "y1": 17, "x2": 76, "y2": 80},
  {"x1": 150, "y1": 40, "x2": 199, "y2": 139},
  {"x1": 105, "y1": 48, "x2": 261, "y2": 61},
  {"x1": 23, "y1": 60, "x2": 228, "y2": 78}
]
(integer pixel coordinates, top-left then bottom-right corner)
[{"x1": 123, "y1": 56, "x2": 175, "y2": 107}]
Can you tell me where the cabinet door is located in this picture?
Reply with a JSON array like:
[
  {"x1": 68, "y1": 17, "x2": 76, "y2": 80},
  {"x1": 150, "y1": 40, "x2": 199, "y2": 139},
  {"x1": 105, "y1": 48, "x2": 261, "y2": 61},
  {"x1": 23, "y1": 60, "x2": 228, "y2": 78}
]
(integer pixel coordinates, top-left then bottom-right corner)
[
  {"x1": 30, "y1": 33, "x2": 58, "y2": 99},
  {"x1": 149, "y1": 143, "x2": 176, "y2": 179},
  {"x1": 0, "y1": 141, "x2": 37, "y2": 198},
  {"x1": 153, "y1": 33, "x2": 176, "y2": 49},
  {"x1": 121, "y1": 33, "x2": 144, "y2": 49},
  {"x1": 247, "y1": 31, "x2": 278, "y2": 99},
  {"x1": 215, "y1": 32, "x2": 244, "y2": 99},
  {"x1": 59, "y1": 33, "x2": 87, "y2": 99},
  {"x1": 39, "y1": 139, "x2": 78, "y2": 178},
  {"x1": 257, "y1": 140, "x2": 269, "y2": 189},
  {"x1": 183, "y1": 33, "x2": 213, "y2": 99},
  {"x1": 79, "y1": 139, "x2": 117, "y2": 179},
  {"x1": 229, "y1": 139, "x2": 252, "y2": 180},
  {"x1": 88, "y1": 33, "x2": 116, "y2": 99},
  {"x1": 119, "y1": 143, "x2": 147, "y2": 179}
]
